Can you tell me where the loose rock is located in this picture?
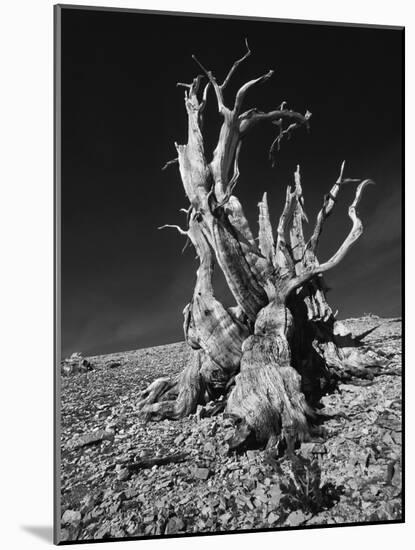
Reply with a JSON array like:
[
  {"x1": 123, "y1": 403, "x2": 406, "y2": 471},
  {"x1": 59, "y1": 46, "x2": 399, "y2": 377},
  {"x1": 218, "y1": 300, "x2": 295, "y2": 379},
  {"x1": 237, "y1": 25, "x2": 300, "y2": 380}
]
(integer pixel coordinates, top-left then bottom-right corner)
[
  {"x1": 62, "y1": 509, "x2": 82, "y2": 525},
  {"x1": 194, "y1": 467, "x2": 210, "y2": 480}
]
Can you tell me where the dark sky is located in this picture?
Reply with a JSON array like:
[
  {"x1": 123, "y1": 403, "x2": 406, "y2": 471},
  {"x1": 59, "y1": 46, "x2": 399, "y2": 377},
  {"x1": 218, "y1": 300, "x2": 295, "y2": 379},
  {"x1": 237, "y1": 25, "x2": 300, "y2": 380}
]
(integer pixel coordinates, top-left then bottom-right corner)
[{"x1": 59, "y1": 7, "x2": 403, "y2": 357}]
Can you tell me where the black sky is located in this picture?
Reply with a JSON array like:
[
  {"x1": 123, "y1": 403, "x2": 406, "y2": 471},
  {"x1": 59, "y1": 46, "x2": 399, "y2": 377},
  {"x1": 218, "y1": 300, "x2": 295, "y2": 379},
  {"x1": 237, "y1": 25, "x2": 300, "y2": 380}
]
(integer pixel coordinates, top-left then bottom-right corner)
[{"x1": 59, "y1": 7, "x2": 403, "y2": 357}]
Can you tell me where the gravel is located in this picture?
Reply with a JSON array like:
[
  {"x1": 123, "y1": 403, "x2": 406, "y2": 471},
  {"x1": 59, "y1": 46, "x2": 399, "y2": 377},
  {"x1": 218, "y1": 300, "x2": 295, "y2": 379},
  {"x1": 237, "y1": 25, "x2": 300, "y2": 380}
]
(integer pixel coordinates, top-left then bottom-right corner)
[{"x1": 59, "y1": 316, "x2": 402, "y2": 542}]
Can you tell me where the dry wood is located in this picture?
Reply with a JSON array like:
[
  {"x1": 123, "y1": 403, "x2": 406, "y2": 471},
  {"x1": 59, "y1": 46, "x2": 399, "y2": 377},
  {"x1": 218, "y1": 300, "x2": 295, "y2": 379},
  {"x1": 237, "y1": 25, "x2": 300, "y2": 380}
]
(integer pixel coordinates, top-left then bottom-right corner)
[
  {"x1": 138, "y1": 41, "x2": 385, "y2": 450},
  {"x1": 126, "y1": 453, "x2": 188, "y2": 473}
]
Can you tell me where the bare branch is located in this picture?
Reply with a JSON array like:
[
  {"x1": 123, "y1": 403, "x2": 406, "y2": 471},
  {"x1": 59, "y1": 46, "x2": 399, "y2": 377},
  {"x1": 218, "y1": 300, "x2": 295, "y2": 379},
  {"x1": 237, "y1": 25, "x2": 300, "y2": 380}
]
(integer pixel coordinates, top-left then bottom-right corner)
[
  {"x1": 293, "y1": 164, "x2": 307, "y2": 219},
  {"x1": 285, "y1": 179, "x2": 374, "y2": 297},
  {"x1": 177, "y1": 74, "x2": 204, "y2": 96},
  {"x1": 221, "y1": 38, "x2": 251, "y2": 90},
  {"x1": 192, "y1": 54, "x2": 226, "y2": 114},
  {"x1": 180, "y1": 207, "x2": 192, "y2": 215},
  {"x1": 227, "y1": 140, "x2": 242, "y2": 192},
  {"x1": 197, "y1": 81, "x2": 211, "y2": 131},
  {"x1": 239, "y1": 108, "x2": 311, "y2": 136},
  {"x1": 162, "y1": 158, "x2": 179, "y2": 171},
  {"x1": 158, "y1": 224, "x2": 188, "y2": 236},
  {"x1": 268, "y1": 119, "x2": 303, "y2": 166},
  {"x1": 277, "y1": 185, "x2": 294, "y2": 246},
  {"x1": 233, "y1": 70, "x2": 274, "y2": 114},
  {"x1": 181, "y1": 238, "x2": 192, "y2": 254},
  {"x1": 289, "y1": 165, "x2": 309, "y2": 276},
  {"x1": 191, "y1": 54, "x2": 209, "y2": 77},
  {"x1": 178, "y1": 75, "x2": 211, "y2": 121},
  {"x1": 269, "y1": 113, "x2": 311, "y2": 166},
  {"x1": 199, "y1": 81, "x2": 211, "y2": 113},
  {"x1": 307, "y1": 161, "x2": 362, "y2": 252},
  {"x1": 338, "y1": 159, "x2": 346, "y2": 182},
  {"x1": 274, "y1": 185, "x2": 295, "y2": 273},
  {"x1": 190, "y1": 74, "x2": 204, "y2": 96}
]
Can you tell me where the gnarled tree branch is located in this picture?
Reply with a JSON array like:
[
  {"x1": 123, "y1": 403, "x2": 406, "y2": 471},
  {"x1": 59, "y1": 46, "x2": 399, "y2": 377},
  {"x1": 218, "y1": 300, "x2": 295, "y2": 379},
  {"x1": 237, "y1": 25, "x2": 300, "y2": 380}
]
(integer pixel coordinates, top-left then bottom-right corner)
[
  {"x1": 233, "y1": 70, "x2": 274, "y2": 114},
  {"x1": 275, "y1": 184, "x2": 295, "y2": 274},
  {"x1": 239, "y1": 108, "x2": 311, "y2": 134},
  {"x1": 307, "y1": 160, "x2": 361, "y2": 252},
  {"x1": 285, "y1": 179, "x2": 374, "y2": 298},
  {"x1": 222, "y1": 38, "x2": 251, "y2": 90}
]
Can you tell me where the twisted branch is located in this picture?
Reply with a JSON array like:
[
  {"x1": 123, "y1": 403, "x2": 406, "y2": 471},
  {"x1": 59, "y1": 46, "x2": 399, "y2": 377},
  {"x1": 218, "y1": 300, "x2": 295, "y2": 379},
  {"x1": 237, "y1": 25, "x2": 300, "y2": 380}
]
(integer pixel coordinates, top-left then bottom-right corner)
[
  {"x1": 158, "y1": 224, "x2": 188, "y2": 236},
  {"x1": 222, "y1": 38, "x2": 251, "y2": 90},
  {"x1": 285, "y1": 179, "x2": 374, "y2": 297},
  {"x1": 308, "y1": 160, "x2": 361, "y2": 252},
  {"x1": 234, "y1": 70, "x2": 274, "y2": 114},
  {"x1": 192, "y1": 55, "x2": 227, "y2": 114},
  {"x1": 239, "y1": 108, "x2": 311, "y2": 136},
  {"x1": 215, "y1": 141, "x2": 242, "y2": 209},
  {"x1": 162, "y1": 158, "x2": 179, "y2": 171},
  {"x1": 275, "y1": 185, "x2": 295, "y2": 273}
]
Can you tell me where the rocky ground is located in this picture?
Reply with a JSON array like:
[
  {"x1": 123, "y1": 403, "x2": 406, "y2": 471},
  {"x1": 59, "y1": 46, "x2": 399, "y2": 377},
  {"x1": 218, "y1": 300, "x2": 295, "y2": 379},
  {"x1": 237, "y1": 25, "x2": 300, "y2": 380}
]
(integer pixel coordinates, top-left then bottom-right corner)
[{"x1": 59, "y1": 315, "x2": 402, "y2": 542}]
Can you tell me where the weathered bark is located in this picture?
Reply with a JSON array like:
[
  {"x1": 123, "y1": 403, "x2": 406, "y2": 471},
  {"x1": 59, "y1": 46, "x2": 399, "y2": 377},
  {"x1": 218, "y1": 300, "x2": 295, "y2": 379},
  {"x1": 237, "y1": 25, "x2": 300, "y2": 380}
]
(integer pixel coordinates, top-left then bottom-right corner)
[{"x1": 138, "y1": 41, "x2": 385, "y2": 450}]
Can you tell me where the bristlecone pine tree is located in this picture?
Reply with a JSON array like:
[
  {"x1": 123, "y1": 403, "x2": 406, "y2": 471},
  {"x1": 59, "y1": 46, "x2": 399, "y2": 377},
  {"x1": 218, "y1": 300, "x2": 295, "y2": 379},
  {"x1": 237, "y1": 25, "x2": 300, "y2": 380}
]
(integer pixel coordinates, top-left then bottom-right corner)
[{"x1": 137, "y1": 41, "x2": 386, "y2": 452}]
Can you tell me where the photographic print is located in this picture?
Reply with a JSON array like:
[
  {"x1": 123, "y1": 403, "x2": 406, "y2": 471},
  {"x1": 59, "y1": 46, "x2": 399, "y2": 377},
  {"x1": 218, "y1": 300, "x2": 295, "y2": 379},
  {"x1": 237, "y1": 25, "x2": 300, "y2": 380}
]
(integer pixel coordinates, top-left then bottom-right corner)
[{"x1": 54, "y1": 5, "x2": 403, "y2": 544}]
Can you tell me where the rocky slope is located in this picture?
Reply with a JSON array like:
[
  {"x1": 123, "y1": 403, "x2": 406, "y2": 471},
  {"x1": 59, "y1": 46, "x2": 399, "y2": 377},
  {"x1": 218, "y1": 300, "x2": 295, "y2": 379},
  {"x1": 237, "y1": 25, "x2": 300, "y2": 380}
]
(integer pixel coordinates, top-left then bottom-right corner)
[{"x1": 59, "y1": 315, "x2": 402, "y2": 542}]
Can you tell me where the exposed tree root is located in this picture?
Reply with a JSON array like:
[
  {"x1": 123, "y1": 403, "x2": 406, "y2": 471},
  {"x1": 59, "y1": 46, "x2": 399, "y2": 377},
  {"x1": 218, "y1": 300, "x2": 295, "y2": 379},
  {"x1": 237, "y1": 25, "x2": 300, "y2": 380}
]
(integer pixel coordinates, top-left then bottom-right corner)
[
  {"x1": 312, "y1": 319, "x2": 389, "y2": 382},
  {"x1": 138, "y1": 350, "x2": 203, "y2": 421}
]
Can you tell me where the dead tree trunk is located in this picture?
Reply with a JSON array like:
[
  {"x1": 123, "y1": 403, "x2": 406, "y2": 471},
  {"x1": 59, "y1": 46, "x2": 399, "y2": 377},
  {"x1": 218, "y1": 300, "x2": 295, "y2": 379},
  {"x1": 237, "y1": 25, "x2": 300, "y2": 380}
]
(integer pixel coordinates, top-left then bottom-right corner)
[{"x1": 138, "y1": 41, "x2": 386, "y2": 450}]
